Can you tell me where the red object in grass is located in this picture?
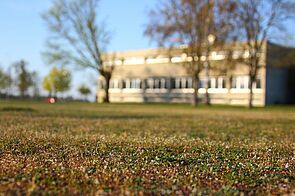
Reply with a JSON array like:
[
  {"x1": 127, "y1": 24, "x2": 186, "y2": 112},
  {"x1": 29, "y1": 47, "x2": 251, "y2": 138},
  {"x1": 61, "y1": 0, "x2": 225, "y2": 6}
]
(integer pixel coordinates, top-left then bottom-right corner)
[{"x1": 47, "y1": 97, "x2": 56, "y2": 104}]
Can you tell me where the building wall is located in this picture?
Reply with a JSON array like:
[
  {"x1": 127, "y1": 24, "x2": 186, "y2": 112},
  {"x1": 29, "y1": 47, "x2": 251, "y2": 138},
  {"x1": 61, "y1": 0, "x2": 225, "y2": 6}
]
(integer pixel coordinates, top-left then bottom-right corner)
[
  {"x1": 264, "y1": 41, "x2": 294, "y2": 105},
  {"x1": 265, "y1": 66, "x2": 288, "y2": 104},
  {"x1": 97, "y1": 43, "x2": 268, "y2": 106},
  {"x1": 104, "y1": 88, "x2": 265, "y2": 106}
]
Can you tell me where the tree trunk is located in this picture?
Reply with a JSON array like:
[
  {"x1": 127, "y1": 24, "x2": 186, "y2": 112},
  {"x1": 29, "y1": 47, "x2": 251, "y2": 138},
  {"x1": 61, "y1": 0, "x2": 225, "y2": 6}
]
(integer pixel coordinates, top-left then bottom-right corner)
[
  {"x1": 205, "y1": 78, "x2": 210, "y2": 105},
  {"x1": 192, "y1": 77, "x2": 199, "y2": 106},
  {"x1": 20, "y1": 90, "x2": 25, "y2": 99},
  {"x1": 248, "y1": 77, "x2": 254, "y2": 109},
  {"x1": 227, "y1": 75, "x2": 232, "y2": 105},
  {"x1": 205, "y1": 63, "x2": 210, "y2": 105},
  {"x1": 104, "y1": 76, "x2": 110, "y2": 103}
]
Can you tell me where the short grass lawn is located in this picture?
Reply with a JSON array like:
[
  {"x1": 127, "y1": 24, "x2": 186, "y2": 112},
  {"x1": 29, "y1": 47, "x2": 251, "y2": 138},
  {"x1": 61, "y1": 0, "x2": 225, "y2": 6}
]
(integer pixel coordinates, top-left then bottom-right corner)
[{"x1": 0, "y1": 100, "x2": 294, "y2": 194}]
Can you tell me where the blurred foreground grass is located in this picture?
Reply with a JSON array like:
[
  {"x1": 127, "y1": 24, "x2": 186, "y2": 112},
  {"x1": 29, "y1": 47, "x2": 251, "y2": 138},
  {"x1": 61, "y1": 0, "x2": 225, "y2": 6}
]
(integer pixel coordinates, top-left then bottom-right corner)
[{"x1": 0, "y1": 100, "x2": 294, "y2": 194}]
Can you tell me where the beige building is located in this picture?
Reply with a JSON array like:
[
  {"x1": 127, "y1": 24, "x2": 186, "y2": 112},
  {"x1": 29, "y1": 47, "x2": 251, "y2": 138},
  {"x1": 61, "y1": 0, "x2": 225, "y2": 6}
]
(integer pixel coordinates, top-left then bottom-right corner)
[{"x1": 97, "y1": 42, "x2": 292, "y2": 106}]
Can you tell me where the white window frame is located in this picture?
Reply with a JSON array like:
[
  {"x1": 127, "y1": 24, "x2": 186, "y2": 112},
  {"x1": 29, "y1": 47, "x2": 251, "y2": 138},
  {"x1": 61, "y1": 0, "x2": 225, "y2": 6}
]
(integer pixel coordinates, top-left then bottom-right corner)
[
  {"x1": 154, "y1": 79, "x2": 160, "y2": 89},
  {"x1": 124, "y1": 58, "x2": 145, "y2": 65},
  {"x1": 113, "y1": 79, "x2": 119, "y2": 89},
  {"x1": 199, "y1": 78, "x2": 205, "y2": 89},
  {"x1": 175, "y1": 78, "x2": 181, "y2": 89},
  {"x1": 181, "y1": 78, "x2": 187, "y2": 89},
  {"x1": 161, "y1": 78, "x2": 166, "y2": 89},
  {"x1": 125, "y1": 79, "x2": 131, "y2": 89},
  {"x1": 242, "y1": 76, "x2": 249, "y2": 89},
  {"x1": 130, "y1": 79, "x2": 141, "y2": 89},
  {"x1": 147, "y1": 78, "x2": 154, "y2": 89},
  {"x1": 254, "y1": 77, "x2": 261, "y2": 89},
  {"x1": 187, "y1": 78, "x2": 193, "y2": 88},
  {"x1": 210, "y1": 78, "x2": 216, "y2": 89},
  {"x1": 217, "y1": 77, "x2": 225, "y2": 89},
  {"x1": 232, "y1": 76, "x2": 250, "y2": 89}
]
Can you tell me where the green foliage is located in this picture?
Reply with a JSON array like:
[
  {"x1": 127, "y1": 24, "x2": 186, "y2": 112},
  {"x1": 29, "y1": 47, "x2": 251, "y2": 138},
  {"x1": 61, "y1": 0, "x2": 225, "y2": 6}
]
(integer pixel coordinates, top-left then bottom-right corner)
[
  {"x1": 15, "y1": 60, "x2": 33, "y2": 97},
  {"x1": 0, "y1": 68, "x2": 10, "y2": 91},
  {"x1": 42, "y1": 66, "x2": 71, "y2": 96},
  {"x1": 78, "y1": 84, "x2": 91, "y2": 98},
  {"x1": 0, "y1": 102, "x2": 295, "y2": 194}
]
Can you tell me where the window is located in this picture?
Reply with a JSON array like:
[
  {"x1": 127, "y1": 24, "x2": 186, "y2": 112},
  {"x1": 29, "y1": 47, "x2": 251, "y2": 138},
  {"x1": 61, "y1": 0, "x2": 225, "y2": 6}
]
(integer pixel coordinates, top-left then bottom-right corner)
[
  {"x1": 115, "y1": 80, "x2": 120, "y2": 89},
  {"x1": 146, "y1": 56, "x2": 170, "y2": 64},
  {"x1": 240, "y1": 77, "x2": 246, "y2": 89},
  {"x1": 209, "y1": 77, "x2": 217, "y2": 89},
  {"x1": 175, "y1": 78, "x2": 181, "y2": 89},
  {"x1": 147, "y1": 78, "x2": 154, "y2": 89},
  {"x1": 173, "y1": 77, "x2": 192, "y2": 89},
  {"x1": 103, "y1": 61, "x2": 112, "y2": 66},
  {"x1": 122, "y1": 79, "x2": 141, "y2": 89},
  {"x1": 120, "y1": 80, "x2": 126, "y2": 89},
  {"x1": 109, "y1": 80, "x2": 114, "y2": 89},
  {"x1": 154, "y1": 79, "x2": 160, "y2": 89},
  {"x1": 210, "y1": 51, "x2": 226, "y2": 60},
  {"x1": 255, "y1": 77, "x2": 261, "y2": 89},
  {"x1": 171, "y1": 54, "x2": 187, "y2": 63},
  {"x1": 181, "y1": 78, "x2": 187, "y2": 88},
  {"x1": 115, "y1": 60, "x2": 123, "y2": 66},
  {"x1": 187, "y1": 78, "x2": 193, "y2": 88},
  {"x1": 146, "y1": 78, "x2": 167, "y2": 89},
  {"x1": 199, "y1": 79, "x2": 205, "y2": 88},
  {"x1": 161, "y1": 78, "x2": 166, "y2": 89},
  {"x1": 232, "y1": 76, "x2": 249, "y2": 89},
  {"x1": 232, "y1": 77, "x2": 237, "y2": 88},
  {"x1": 131, "y1": 79, "x2": 141, "y2": 89},
  {"x1": 125, "y1": 79, "x2": 131, "y2": 89},
  {"x1": 170, "y1": 78, "x2": 176, "y2": 89},
  {"x1": 110, "y1": 79, "x2": 120, "y2": 89},
  {"x1": 146, "y1": 56, "x2": 156, "y2": 64},
  {"x1": 242, "y1": 76, "x2": 249, "y2": 89},
  {"x1": 217, "y1": 77, "x2": 226, "y2": 89},
  {"x1": 156, "y1": 55, "x2": 170, "y2": 63},
  {"x1": 124, "y1": 58, "x2": 145, "y2": 65}
]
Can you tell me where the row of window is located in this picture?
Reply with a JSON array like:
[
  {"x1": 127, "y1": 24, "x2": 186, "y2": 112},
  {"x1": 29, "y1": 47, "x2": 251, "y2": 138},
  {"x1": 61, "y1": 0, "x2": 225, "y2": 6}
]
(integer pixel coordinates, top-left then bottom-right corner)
[
  {"x1": 103, "y1": 50, "x2": 253, "y2": 66},
  {"x1": 232, "y1": 76, "x2": 261, "y2": 89},
  {"x1": 101, "y1": 76, "x2": 261, "y2": 90}
]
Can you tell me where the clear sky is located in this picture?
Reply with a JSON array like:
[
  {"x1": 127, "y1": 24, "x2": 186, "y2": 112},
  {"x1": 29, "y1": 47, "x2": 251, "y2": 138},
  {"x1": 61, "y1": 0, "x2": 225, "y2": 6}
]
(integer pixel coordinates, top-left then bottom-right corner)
[
  {"x1": 0, "y1": 0, "x2": 158, "y2": 99},
  {"x1": 0, "y1": 0, "x2": 294, "y2": 99}
]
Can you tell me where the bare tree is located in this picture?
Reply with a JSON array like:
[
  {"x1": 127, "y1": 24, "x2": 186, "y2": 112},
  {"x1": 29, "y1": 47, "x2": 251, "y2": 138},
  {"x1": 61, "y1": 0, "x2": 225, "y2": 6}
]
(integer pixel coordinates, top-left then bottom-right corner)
[
  {"x1": 232, "y1": 0, "x2": 295, "y2": 108},
  {"x1": 43, "y1": 0, "x2": 113, "y2": 103},
  {"x1": 145, "y1": 0, "x2": 234, "y2": 106}
]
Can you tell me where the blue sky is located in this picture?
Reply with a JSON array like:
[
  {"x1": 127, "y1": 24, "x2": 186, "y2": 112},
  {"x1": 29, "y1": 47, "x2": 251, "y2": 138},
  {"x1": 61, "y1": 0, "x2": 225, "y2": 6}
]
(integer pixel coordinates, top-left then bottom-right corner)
[
  {"x1": 0, "y1": 0, "x2": 157, "y2": 99},
  {"x1": 0, "y1": 0, "x2": 294, "y2": 99}
]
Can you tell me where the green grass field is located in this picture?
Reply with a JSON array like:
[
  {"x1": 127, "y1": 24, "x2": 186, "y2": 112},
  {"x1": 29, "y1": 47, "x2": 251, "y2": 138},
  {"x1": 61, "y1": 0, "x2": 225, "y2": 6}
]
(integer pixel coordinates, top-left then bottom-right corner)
[{"x1": 0, "y1": 101, "x2": 294, "y2": 195}]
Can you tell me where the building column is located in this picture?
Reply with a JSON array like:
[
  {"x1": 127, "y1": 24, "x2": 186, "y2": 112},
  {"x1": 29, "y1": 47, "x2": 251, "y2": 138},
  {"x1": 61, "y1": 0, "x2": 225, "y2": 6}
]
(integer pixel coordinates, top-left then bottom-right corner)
[
  {"x1": 227, "y1": 76, "x2": 232, "y2": 105},
  {"x1": 167, "y1": 77, "x2": 172, "y2": 102},
  {"x1": 141, "y1": 79, "x2": 147, "y2": 102}
]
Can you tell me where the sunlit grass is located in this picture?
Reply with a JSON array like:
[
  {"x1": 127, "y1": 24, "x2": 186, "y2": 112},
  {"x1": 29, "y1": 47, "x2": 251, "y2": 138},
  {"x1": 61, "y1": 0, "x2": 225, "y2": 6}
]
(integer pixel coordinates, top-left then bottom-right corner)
[{"x1": 0, "y1": 101, "x2": 294, "y2": 194}]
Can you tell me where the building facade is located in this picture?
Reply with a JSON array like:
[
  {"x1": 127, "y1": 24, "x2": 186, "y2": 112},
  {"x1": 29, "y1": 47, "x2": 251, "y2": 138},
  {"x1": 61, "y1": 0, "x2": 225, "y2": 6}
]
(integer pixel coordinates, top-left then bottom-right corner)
[{"x1": 97, "y1": 42, "x2": 292, "y2": 106}]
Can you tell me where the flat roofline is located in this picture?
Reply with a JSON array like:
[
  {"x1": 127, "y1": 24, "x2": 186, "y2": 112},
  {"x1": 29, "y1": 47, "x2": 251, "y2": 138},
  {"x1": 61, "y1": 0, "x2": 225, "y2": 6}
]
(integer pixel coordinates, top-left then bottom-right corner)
[{"x1": 103, "y1": 40, "x2": 268, "y2": 58}]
